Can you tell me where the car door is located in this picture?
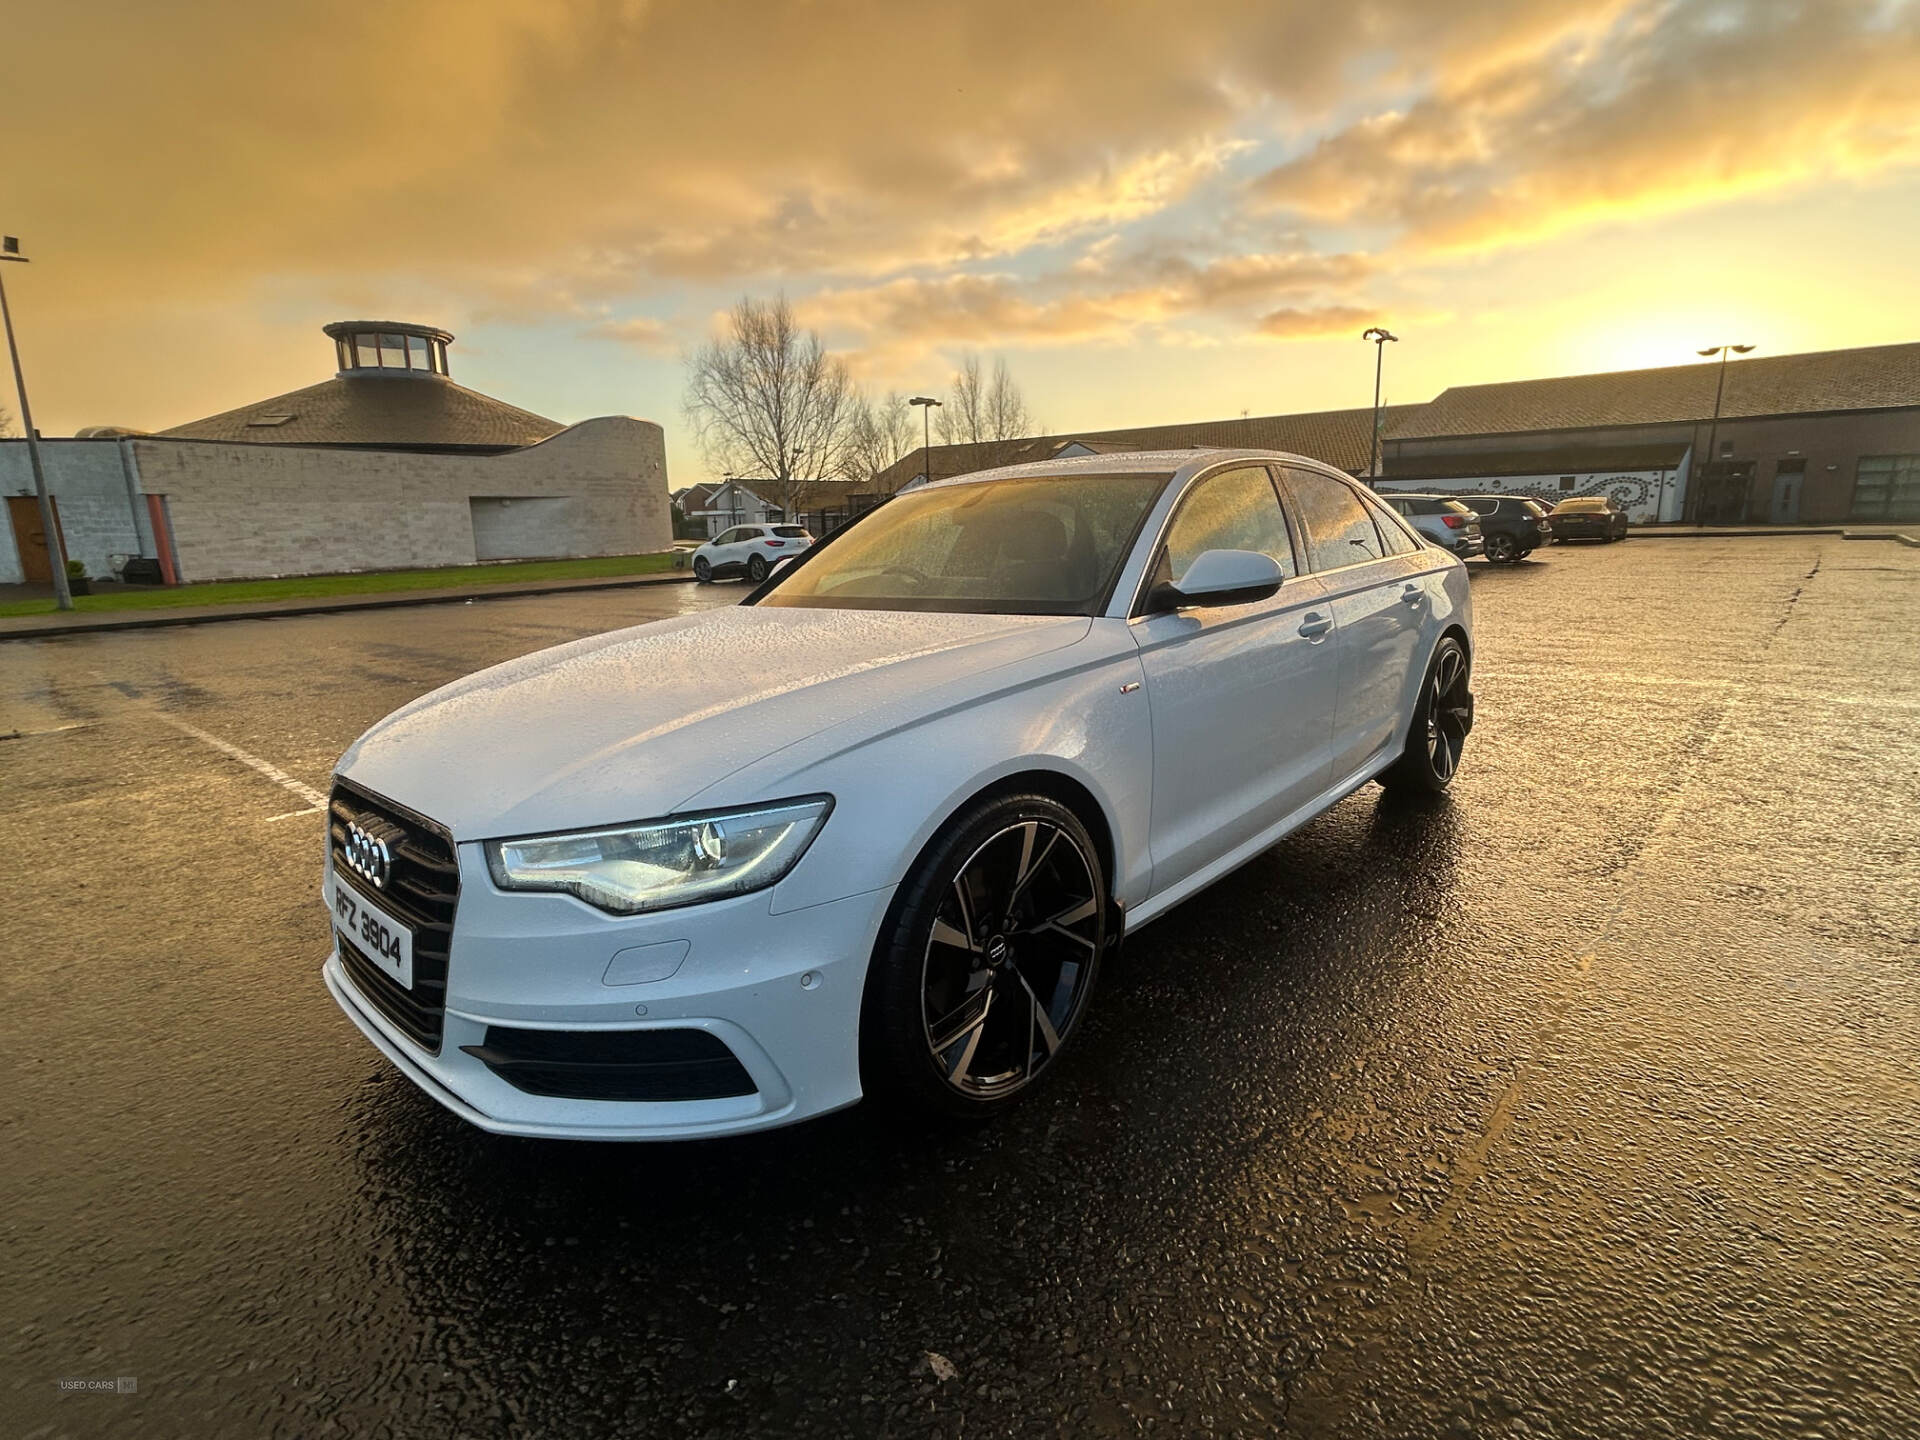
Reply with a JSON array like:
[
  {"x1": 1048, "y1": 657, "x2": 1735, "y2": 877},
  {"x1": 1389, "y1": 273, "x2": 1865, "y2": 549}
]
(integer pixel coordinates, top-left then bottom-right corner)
[
  {"x1": 713, "y1": 526, "x2": 750, "y2": 572},
  {"x1": 1130, "y1": 464, "x2": 1338, "y2": 894},
  {"x1": 737, "y1": 526, "x2": 769, "y2": 569},
  {"x1": 1281, "y1": 468, "x2": 1429, "y2": 783}
]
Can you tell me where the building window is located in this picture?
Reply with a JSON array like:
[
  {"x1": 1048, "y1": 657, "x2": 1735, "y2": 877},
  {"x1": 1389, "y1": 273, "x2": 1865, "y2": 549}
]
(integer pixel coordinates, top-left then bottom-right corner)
[
  {"x1": 1852, "y1": 455, "x2": 1920, "y2": 522},
  {"x1": 1559, "y1": 475, "x2": 1576, "y2": 490}
]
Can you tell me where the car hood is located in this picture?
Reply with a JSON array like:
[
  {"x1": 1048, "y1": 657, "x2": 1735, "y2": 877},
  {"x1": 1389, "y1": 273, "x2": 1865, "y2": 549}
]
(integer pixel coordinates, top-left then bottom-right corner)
[{"x1": 336, "y1": 605, "x2": 1093, "y2": 839}]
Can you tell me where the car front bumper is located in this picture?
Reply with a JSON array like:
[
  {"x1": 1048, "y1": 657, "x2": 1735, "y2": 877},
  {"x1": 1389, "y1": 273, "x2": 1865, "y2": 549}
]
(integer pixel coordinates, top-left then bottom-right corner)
[{"x1": 323, "y1": 848, "x2": 896, "y2": 1140}]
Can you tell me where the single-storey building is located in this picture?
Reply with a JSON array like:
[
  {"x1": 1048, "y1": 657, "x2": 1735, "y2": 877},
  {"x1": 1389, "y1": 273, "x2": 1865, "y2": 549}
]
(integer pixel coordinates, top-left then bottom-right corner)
[
  {"x1": 1381, "y1": 343, "x2": 1920, "y2": 525},
  {"x1": 2, "y1": 320, "x2": 670, "y2": 586},
  {"x1": 871, "y1": 404, "x2": 1413, "y2": 493}
]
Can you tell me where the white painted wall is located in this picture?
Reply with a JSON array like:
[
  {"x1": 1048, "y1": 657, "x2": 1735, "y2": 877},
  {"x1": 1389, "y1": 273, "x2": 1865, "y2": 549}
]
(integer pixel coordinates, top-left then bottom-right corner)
[
  {"x1": 470, "y1": 496, "x2": 596, "y2": 560},
  {"x1": 1376, "y1": 462, "x2": 1691, "y2": 525}
]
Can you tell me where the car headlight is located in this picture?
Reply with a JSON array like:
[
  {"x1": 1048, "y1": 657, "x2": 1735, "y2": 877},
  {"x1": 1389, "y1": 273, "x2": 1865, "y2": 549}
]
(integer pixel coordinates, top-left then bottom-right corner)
[{"x1": 485, "y1": 797, "x2": 832, "y2": 915}]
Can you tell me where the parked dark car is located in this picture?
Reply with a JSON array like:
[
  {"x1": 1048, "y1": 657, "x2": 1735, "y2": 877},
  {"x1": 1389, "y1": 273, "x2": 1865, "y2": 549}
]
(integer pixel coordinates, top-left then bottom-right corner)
[
  {"x1": 1459, "y1": 494, "x2": 1553, "y2": 562},
  {"x1": 1549, "y1": 495, "x2": 1629, "y2": 541}
]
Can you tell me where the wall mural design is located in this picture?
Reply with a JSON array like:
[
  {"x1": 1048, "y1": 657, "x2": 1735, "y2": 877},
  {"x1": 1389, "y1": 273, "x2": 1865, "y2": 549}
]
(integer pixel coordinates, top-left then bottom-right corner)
[{"x1": 1378, "y1": 470, "x2": 1676, "y2": 524}]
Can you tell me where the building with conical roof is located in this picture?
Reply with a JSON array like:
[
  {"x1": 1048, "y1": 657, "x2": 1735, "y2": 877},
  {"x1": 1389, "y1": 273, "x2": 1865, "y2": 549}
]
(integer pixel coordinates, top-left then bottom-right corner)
[{"x1": 2, "y1": 321, "x2": 669, "y2": 585}]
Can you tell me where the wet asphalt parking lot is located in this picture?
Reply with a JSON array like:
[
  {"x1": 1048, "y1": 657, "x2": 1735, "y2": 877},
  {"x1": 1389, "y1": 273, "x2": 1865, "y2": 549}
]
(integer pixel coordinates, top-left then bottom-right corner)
[{"x1": 4, "y1": 536, "x2": 1919, "y2": 1438}]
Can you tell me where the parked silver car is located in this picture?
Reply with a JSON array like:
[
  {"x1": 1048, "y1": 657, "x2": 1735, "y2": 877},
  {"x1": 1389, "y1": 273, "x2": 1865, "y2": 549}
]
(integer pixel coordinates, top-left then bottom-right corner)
[{"x1": 1379, "y1": 494, "x2": 1485, "y2": 558}]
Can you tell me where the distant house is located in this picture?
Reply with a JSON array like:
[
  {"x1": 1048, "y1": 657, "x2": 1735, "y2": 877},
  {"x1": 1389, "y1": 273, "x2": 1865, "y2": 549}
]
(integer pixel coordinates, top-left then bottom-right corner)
[
  {"x1": 682, "y1": 479, "x2": 781, "y2": 537},
  {"x1": 679, "y1": 477, "x2": 893, "y2": 538}
]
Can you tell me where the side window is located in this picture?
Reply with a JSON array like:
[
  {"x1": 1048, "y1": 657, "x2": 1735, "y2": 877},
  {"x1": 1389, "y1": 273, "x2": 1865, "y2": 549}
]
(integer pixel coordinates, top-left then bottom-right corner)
[
  {"x1": 714, "y1": 528, "x2": 740, "y2": 545},
  {"x1": 1162, "y1": 466, "x2": 1297, "y2": 581},
  {"x1": 1465, "y1": 497, "x2": 1497, "y2": 516},
  {"x1": 1285, "y1": 470, "x2": 1387, "y2": 571},
  {"x1": 1357, "y1": 487, "x2": 1420, "y2": 556}
]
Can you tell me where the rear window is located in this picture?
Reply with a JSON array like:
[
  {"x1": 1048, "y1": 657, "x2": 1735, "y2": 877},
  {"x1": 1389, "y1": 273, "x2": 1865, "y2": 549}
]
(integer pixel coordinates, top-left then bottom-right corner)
[
  {"x1": 771, "y1": 526, "x2": 808, "y2": 537},
  {"x1": 1440, "y1": 501, "x2": 1475, "y2": 515},
  {"x1": 1521, "y1": 500, "x2": 1550, "y2": 517},
  {"x1": 1555, "y1": 498, "x2": 1607, "y2": 512},
  {"x1": 1464, "y1": 497, "x2": 1499, "y2": 515}
]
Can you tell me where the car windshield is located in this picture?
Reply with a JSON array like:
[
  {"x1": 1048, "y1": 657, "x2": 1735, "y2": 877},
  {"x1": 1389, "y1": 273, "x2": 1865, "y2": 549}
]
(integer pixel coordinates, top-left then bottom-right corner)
[{"x1": 756, "y1": 472, "x2": 1170, "y2": 615}]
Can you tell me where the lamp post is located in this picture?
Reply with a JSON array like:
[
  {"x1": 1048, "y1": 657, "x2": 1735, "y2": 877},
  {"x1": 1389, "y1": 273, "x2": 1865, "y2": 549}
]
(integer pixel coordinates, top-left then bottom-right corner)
[
  {"x1": 1694, "y1": 343, "x2": 1755, "y2": 525},
  {"x1": 0, "y1": 236, "x2": 72, "y2": 610},
  {"x1": 1362, "y1": 326, "x2": 1398, "y2": 483},
  {"x1": 909, "y1": 395, "x2": 942, "y2": 486}
]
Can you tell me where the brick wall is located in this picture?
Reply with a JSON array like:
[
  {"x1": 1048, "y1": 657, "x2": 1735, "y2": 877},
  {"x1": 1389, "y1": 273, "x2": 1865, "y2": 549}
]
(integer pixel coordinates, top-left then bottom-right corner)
[
  {"x1": 128, "y1": 417, "x2": 669, "y2": 581},
  {"x1": 0, "y1": 439, "x2": 148, "y2": 584}
]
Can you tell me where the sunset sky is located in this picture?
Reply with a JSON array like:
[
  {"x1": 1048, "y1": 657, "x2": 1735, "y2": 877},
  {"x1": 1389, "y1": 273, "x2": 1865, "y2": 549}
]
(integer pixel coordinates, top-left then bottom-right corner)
[{"x1": 5, "y1": 0, "x2": 1920, "y2": 483}]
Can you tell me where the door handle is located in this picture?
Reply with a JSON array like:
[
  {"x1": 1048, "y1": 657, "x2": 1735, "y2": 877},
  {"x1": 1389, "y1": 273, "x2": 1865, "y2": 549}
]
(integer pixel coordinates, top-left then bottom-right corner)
[
  {"x1": 1401, "y1": 583, "x2": 1426, "y2": 606},
  {"x1": 1298, "y1": 612, "x2": 1333, "y2": 640}
]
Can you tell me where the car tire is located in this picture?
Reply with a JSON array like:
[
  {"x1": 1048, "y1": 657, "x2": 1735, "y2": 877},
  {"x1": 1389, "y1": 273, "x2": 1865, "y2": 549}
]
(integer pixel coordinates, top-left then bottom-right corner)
[
  {"x1": 747, "y1": 553, "x2": 769, "y2": 583},
  {"x1": 861, "y1": 792, "x2": 1107, "y2": 1121},
  {"x1": 1484, "y1": 533, "x2": 1518, "y2": 563},
  {"x1": 1379, "y1": 635, "x2": 1472, "y2": 795},
  {"x1": 693, "y1": 557, "x2": 712, "y2": 583}
]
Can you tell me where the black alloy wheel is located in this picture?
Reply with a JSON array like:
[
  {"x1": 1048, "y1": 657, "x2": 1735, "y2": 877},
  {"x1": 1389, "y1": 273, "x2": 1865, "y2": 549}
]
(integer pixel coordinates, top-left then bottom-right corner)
[
  {"x1": 747, "y1": 553, "x2": 770, "y2": 582},
  {"x1": 1381, "y1": 635, "x2": 1473, "y2": 794},
  {"x1": 863, "y1": 794, "x2": 1106, "y2": 1119},
  {"x1": 1484, "y1": 532, "x2": 1518, "y2": 563},
  {"x1": 693, "y1": 556, "x2": 712, "y2": 583}
]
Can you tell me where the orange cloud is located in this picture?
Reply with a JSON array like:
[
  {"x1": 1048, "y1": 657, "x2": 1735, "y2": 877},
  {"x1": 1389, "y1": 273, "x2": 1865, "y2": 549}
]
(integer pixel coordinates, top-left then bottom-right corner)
[
  {"x1": 1254, "y1": 305, "x2": 1380, "y2": 339},
  {"x1": 1254, "y1": 0, "x2": 1920, "y2": 252}
]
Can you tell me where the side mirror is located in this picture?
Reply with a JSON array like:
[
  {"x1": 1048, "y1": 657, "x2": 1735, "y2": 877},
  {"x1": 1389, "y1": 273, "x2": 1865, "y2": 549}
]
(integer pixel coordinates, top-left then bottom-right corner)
[{"x1": 1150, "y1": 549, "x2": 1284, "y2": 611}]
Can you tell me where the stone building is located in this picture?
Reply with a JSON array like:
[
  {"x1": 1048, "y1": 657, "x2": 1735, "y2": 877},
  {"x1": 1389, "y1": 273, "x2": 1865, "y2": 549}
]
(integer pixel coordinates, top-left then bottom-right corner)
[{"x1": 1, "y1": 320, "x2": 669, "y2": 585}]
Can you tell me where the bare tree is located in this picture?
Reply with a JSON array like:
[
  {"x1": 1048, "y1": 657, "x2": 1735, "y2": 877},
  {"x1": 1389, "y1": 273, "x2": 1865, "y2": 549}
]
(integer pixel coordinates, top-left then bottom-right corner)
[
  {"x1": 683, "y1": 295, "x2": 859, "y2": 521},
  {"x1": 0, "y1": 400, "x2": 14, "y2": 438},
  {"x1": 984, "y1": 356, "x2": 1033, "y2": 442},
  {"x1": 935, "y1": 354, "x2": 1033, "y2": 445},
  {"x1": 843, "y1": 389, "x2": 919, "y2": 486}
]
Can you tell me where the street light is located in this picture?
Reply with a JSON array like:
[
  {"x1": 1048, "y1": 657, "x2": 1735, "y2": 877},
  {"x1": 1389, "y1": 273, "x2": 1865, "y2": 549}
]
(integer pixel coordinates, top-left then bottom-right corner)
[
  {"x1": 1694, "y1": 343, "x2": 1756, "y2": 525},
  {"x1": 1362, "y1": 327, "x2": 1399, "y2": 483},
  {"x1": 0, "y1": 236, "x2": 73, "y2": 610},
  {"x1": 909, "y1": 395, "x2": 942, "y2": 487}
]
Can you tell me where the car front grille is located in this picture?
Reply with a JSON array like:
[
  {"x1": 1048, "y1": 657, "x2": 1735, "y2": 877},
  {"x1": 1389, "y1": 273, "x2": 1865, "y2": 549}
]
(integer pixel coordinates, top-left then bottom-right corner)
[{"x1": 330, "y1": 777, "x2": 460, "y2": 1054}]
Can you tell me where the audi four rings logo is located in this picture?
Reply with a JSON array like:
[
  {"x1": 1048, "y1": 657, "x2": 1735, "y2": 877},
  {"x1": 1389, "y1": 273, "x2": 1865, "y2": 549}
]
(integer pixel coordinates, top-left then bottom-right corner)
[{"x1": 342, "y1": 821, "x2": 393, "y2": 889}]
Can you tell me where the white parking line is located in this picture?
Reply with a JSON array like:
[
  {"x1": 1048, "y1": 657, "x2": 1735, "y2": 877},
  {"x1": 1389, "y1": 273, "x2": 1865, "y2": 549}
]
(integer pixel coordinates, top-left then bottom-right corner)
[{"x1": 154, "y1": 714, "x2": 329, "y2": 809}]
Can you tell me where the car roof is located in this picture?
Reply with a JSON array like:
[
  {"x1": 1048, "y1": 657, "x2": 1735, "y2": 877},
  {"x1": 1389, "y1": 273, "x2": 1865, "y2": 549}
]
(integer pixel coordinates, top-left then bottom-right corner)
[{"x1": 920, "y1": 447, "x2": 1356, "y2": 491}]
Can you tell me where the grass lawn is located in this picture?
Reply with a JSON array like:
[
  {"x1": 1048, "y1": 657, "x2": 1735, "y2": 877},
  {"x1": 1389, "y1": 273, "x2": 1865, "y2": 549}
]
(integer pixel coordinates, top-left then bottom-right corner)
[{"x1": 0, "y1": 551, "x2": 684, "y2": 617}]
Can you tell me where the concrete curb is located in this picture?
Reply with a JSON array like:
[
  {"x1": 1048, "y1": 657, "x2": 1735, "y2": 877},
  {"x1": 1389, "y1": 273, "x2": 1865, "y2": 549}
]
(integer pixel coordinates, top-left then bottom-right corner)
[
  {"x1": 0, "y1": 570, "x2": 699, "y2": 642},
  {"x1": 1630, "y1": 526, "x2": 1917, "y2": 542}
]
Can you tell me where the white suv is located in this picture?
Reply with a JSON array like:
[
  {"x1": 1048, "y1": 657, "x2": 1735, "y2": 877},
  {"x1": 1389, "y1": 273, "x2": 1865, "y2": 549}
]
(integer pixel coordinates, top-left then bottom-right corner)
[{"x1": 693, "y1": 524, "x2": 814, "y2": 584}]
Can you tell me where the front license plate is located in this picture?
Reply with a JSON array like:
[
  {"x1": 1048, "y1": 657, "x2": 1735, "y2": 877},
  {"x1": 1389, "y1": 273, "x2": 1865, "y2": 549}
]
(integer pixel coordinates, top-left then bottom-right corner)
[{"x1": 328, "y1": 869, "x2": 414, "y2": 989}]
